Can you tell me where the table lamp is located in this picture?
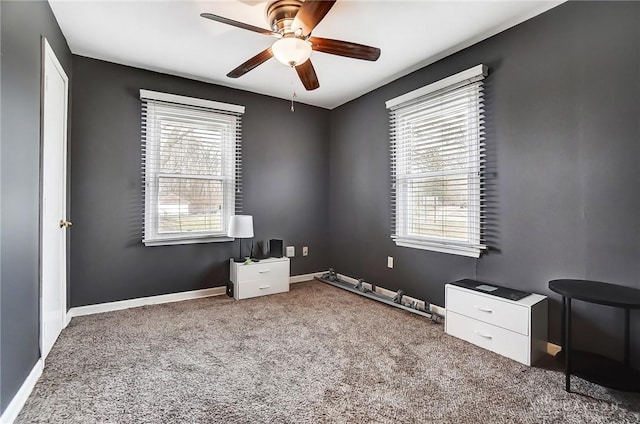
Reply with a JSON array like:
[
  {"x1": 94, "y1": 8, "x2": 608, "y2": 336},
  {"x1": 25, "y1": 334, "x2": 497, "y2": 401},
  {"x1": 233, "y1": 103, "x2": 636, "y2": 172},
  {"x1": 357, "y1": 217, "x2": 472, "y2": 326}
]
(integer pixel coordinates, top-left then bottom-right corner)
[{"x1": 228, "y1": 215, "x2": 254, "y2": 262}]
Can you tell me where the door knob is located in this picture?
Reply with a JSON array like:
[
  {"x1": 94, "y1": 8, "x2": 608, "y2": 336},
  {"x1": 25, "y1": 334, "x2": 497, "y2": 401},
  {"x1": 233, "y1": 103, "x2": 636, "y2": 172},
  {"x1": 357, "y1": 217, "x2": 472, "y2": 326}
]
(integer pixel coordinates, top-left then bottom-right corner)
[{"x1": 59, "y1": 219, "x2": 73, "y2": 228}]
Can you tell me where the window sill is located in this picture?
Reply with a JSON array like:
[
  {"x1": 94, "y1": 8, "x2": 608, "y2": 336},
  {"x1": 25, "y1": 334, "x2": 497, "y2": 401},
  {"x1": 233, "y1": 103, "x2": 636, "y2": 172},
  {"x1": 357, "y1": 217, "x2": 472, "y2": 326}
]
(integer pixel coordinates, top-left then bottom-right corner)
[
  {"x1": 143, "y1": 236, "x2": 234, "y2": 247},
  {"x1": 394, "y1": 239, "x2": 484, "y2": 258}
]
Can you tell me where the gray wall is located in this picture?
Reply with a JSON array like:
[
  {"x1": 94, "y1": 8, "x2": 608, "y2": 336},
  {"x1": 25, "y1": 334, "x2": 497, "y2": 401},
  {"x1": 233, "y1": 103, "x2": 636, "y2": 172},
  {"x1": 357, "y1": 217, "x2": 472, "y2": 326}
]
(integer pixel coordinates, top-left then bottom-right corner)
[
  {"x1": 329, "y1": 1, "x2": 640, "y2": 364},
  {"x1": 2, "y1": 0, "x2": 639, "y2": 412},
  {"x1": 0, "y1": 0, "x2": 72, "y2": 412},
  {"x1": 70, "y1": 56, "x2": 330, "y2": 307}
]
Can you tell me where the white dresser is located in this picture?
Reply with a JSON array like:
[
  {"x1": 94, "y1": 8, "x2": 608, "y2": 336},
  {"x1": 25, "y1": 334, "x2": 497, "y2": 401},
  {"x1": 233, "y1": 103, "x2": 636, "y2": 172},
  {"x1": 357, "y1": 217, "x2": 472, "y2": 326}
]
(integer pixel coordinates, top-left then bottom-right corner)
[
  {"x1": 230, "y1": 257, "x2": 290, "y2": 300},
  {"x1": 445, "y1": 283, "x2": 547, "y2": 366}
]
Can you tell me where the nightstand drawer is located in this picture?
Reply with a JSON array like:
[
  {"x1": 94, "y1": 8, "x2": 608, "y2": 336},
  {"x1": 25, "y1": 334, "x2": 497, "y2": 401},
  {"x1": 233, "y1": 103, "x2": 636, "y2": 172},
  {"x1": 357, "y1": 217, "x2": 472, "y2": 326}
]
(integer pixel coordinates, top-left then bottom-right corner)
[
  {"x1": 446, "y1": 286, "x2": 529, "y2": 335},
  {"x1": 236, "y1": 262, "x2": 288, "y2": 283},
  {"x1": 235, "y1": 277, "x2": 289, "y2": 299},
  {"x1": 446, "y1": 311, "x2": 529, "y2": 364}
]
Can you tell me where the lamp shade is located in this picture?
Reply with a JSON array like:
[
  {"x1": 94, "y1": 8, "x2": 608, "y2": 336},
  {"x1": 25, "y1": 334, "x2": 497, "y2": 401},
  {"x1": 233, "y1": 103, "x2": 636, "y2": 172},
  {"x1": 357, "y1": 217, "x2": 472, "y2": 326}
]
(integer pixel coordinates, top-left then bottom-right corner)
[{"x1": 228, "y1": 215, "x2": 254, "y2": 238}]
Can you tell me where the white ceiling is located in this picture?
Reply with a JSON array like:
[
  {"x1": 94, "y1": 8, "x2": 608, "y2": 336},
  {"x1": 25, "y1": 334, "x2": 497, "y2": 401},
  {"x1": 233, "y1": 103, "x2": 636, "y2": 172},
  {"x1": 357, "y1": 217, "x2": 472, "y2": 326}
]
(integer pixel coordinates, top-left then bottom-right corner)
[{"x1": 49, "y1": 0, "x2": 563, "y2": 109}]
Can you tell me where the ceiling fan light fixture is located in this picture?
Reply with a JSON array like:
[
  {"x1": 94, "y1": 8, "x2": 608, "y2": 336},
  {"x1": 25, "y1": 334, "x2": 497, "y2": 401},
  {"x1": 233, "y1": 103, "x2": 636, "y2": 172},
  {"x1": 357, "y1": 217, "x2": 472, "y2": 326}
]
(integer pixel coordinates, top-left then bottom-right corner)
[
  {"x1": 272, "y1": 37, "x2": 312, "y2": 67},
  {"x1": 202, "y1": 0, "x2": 379, "y2": 92}
]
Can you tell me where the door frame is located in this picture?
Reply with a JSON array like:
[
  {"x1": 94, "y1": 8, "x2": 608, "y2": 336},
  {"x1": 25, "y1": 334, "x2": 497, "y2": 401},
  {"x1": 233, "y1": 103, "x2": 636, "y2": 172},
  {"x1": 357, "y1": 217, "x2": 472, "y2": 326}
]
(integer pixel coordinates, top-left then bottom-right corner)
[{"x1": 39, "y1": 37, "x2": 69, "y2": 361}]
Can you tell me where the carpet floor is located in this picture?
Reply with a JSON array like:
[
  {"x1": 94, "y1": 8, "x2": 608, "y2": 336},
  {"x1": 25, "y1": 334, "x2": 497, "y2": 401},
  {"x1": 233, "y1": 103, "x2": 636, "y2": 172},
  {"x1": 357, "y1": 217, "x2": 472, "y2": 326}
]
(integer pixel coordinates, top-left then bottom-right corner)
[{"x1": 17, "y1": 280, "x2": 640, "y2": 423}]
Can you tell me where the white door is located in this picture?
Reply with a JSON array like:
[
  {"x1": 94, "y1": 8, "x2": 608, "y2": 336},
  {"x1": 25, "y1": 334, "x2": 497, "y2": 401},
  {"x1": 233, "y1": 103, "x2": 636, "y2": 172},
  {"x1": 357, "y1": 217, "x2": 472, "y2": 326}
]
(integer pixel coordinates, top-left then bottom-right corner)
[{"x1": 41, "y1": 38, "x2": 69, "y2": 359}]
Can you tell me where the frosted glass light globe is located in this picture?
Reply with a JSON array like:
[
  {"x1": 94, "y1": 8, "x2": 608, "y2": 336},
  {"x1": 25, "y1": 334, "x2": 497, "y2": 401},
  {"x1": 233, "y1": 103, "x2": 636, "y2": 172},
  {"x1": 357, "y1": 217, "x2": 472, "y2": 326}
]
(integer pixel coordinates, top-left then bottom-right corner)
[{"x1": 272, "y1": 37, "x2": 312, "y2": 67}]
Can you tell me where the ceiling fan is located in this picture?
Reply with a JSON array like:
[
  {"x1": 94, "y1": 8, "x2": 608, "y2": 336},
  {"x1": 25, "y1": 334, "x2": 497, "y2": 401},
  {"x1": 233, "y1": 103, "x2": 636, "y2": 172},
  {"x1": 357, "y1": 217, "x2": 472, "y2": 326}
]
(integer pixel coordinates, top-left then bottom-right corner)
[{"x1": 201, "y1": 0, "x2": 381, "y2": 91}]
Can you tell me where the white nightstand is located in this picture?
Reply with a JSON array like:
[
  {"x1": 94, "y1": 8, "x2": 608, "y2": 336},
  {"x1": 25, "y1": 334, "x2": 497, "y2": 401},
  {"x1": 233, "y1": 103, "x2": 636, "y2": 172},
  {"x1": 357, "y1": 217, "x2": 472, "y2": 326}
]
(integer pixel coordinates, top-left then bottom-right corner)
[
  {"x1": 230, "y1": 257, "x2": 290, "y2": 300},
  {"x1": 445, "y1": 283, "x2": 548, "y2": 366}
]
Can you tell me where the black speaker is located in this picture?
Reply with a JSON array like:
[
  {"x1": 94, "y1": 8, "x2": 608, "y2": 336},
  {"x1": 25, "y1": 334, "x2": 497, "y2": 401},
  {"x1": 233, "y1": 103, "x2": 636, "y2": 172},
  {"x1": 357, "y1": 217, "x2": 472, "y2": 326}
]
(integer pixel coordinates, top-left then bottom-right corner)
[
  {"x1": 256, "y1": 240, "x2": 269, "y2": 259},
  {"x1": 269, "y1": 239, "x2": 283, "y2": 258}
]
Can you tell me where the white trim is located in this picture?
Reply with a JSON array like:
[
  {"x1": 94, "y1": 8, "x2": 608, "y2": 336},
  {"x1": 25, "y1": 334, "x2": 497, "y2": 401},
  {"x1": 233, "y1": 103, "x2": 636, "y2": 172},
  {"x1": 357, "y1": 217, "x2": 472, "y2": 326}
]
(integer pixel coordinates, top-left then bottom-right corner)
[
  {"x1": 66, "y1": 271, "x2": 329, "y2": 318},
  {"x1": 0, "y1": 359, "x2": 43, "y2": 424},
  {"x1": 290, "y1": 271, "x2": 327, "y2": 284},
  {"x1": 385, "y1": 64, "x2": 487, "y2": 109},
  {"x1": 395, "y1": 239, "x2": 483, "y2": 258},
  {"x1": 139, "y1": 89, "x2": 245, "y2": 114},
  {"x1": 143, "y1": 237, "x2": 233, "y2": 247},
  {"x1": 68, "y1": 287, "x2": 227, "y2": 318}
]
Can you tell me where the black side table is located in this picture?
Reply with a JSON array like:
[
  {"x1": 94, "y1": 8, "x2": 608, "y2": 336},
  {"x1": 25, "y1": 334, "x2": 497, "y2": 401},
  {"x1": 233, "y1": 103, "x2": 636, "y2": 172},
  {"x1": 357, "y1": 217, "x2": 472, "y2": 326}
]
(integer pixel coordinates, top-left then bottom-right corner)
[{"x1": 549, "y1": 279, "x2": 640, "y2": 393}]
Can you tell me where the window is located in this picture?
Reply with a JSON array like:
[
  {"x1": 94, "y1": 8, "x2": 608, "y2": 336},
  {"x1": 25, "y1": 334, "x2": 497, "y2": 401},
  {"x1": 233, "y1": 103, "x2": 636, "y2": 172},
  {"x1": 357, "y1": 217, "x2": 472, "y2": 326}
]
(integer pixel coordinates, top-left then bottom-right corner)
[
  {"x1": 386, "y1": 65, "x2": 487, "y2": 258},
  {"x1": 140, "y1": 90, "x2": 244, "y2": 246}
]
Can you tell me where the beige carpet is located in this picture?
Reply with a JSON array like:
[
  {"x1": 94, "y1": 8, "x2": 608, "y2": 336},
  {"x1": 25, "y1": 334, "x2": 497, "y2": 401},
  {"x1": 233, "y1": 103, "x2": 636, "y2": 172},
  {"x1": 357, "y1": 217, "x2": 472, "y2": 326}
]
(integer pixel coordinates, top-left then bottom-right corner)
[{"x1": 17, "y1": 280, "x2": 640, "y2": 423}]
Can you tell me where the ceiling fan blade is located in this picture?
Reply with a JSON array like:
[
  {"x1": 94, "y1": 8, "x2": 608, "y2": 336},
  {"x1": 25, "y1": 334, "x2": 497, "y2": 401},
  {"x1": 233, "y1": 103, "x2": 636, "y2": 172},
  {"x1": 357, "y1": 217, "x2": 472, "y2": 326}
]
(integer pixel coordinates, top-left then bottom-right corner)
[
  {"x1": 309, "y1": 37, "x2": 381, "y2": 61},
  {"x1": 227, "y1": 48, "x2": 274, "y2": 78},
  {"x1": 291, "y1": 0, "x2": 337, "y2": 37},
  {"x1": 296, "y1": 60, "x2": 320, "y2": 91},
  {"x1": 200, "y1": 13, "x2": 278, "y2": 37}
]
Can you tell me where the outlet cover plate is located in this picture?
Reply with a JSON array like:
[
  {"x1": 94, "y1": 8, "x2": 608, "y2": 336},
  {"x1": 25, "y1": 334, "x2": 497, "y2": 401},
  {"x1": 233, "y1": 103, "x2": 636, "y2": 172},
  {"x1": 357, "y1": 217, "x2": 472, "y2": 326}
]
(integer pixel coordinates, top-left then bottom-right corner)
[{"x1": 286, "y1": 246, "x2": 295, "y2": 257}]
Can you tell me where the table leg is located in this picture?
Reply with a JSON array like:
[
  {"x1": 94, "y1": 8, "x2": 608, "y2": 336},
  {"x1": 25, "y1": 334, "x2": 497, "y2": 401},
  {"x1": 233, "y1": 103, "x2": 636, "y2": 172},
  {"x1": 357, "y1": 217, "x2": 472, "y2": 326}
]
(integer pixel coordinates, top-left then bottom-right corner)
[
  {"x1": 560, "y1": 296, "x2": 566, "y2": 351},
  {"x1": 565, "y1": 297, "x2": 572, "y2": 392},
  {"x1": 624, "y1": 308, "x2": 630, "y2": 366}
]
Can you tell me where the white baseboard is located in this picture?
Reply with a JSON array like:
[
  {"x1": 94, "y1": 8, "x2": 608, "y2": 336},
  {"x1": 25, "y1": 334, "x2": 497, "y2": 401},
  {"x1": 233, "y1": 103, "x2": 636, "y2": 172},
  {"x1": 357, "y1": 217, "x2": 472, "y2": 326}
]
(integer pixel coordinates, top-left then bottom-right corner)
[
  {"x1": 67, "y1": 272, "x2": 324, "y2": 319},
  {"x1": 0, "y1": 359, "x2": 43, "y2": 424},
  {"x1": 290, "y1": 271, "x2": 327, "y2": 284},
  {"x1": 68, "y1": 286, "x2": 227, "y2": 319}
]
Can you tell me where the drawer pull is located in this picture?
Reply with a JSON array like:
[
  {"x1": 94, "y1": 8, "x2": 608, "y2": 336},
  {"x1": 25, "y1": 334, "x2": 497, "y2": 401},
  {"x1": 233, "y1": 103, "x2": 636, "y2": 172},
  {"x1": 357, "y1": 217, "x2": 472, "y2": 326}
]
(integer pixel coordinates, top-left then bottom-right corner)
[
  {"x1": 474, "y1": 306, "x2": 493, "y2": 313},
  {"x1": 258, "y1": 269, "x2": 271, "y2": 274},
  {"x1": 474, "y1": 330, "x2": 493, "y2": 339},
  {"x1": 259, "y1": 285, "x2": 271, "y2": 290}
]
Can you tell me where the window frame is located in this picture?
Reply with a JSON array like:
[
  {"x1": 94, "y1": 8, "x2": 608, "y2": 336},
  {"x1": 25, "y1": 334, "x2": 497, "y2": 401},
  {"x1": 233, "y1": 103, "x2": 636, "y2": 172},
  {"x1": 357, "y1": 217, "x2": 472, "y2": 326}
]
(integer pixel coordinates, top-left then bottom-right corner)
[
  {"x1": 140, "y1": 90, "x2": 244, "y2": 246},
  {"x1": 387, "y1": 65, "x2": 487, "y2": 258}
]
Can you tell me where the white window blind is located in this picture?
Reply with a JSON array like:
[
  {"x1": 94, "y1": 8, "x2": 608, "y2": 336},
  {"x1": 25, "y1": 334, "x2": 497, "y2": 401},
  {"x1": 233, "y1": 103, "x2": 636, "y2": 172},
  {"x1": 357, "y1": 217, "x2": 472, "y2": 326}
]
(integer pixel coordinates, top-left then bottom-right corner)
[
  {"x1": 141, "y1": 90, "x2": 244, "y2": 246},
  {"x1": 387, "y1": 65, "x2": 487, "y2": 258}
]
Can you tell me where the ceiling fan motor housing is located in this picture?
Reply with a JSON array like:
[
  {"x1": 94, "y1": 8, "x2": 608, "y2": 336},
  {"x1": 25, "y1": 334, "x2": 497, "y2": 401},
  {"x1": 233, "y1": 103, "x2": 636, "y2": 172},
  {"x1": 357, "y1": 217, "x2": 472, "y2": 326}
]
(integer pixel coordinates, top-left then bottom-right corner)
[{"x1": 267, "y1": 0, "x2": 303, "y2": 34}]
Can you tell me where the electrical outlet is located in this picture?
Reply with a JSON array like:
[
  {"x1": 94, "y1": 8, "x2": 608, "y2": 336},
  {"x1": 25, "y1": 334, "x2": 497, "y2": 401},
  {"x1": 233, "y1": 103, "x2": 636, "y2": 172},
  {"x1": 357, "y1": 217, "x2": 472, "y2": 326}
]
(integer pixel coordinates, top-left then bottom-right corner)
[
  {"x1": 286, "y1": 246, "x2": 295, "y2": 257},
  {"x1": 302, "y1": 246, "x2": 308, "y2": 256},
  {"x1": 387, "y1": 256, "x2": 394, "y2": 268}
]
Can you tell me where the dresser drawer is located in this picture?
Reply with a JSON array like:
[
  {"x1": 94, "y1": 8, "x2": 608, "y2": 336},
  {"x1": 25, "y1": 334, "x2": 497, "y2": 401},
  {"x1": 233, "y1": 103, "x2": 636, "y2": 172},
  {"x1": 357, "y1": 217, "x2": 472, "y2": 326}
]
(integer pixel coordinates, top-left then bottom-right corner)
[
  {"x1": 446, "y1": 311, "x2": 529, "y2": 364},
  {"x1": 446, "y1": 286, "x2": 529, "y2": 335},
  {"x1": 236, "y1": 261, "x2": 289, "y2": 283},
  {"x1": 235, "y1": 277, "x2": 289, "y2": 300}
]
